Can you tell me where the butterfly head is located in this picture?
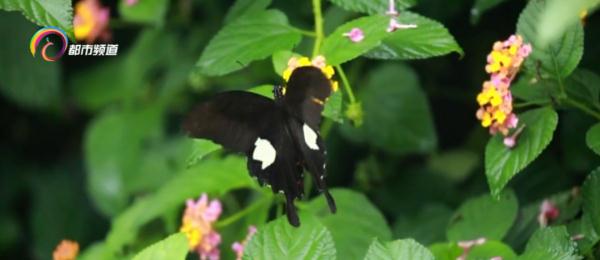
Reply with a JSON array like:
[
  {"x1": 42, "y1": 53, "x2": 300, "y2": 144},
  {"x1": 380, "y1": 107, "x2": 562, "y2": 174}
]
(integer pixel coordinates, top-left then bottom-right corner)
[{"x1": 273, "y1": 84, "x2": 286, "y2": 100}]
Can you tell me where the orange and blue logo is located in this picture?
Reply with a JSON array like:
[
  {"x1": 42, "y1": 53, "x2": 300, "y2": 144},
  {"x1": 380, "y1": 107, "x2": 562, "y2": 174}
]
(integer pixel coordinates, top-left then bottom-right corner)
[{"x1": 29, "y1": 26, "x2": 69, "y2": 62}]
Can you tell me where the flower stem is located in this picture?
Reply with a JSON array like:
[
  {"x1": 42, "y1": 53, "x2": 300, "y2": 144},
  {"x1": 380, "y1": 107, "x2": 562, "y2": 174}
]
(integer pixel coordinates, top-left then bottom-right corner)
[
  {"x1": 293, "y1": 27, "x2": 317, "y2": 37},
  {"x1": 215, "y1": 195, "x2": 272, "y2": 228},
  {"x1": 335, "y1": 65, "x2": 357, "y2": 103},
  {"x1": 565, "y1": 98, "x2": 600, "y2": 121},
  {"x1": 311, "y1": 0, "x2": 324, "y2": 57}
]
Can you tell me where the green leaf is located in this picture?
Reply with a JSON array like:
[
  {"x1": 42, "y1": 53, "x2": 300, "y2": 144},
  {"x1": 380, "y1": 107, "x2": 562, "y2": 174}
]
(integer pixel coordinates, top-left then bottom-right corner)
[
  {"x1": 128, "y1": 137, "x2": 197, "y2": 194},
  {"x1": 0, "y1": 0, "x2": 73, "y2": 37},
  {"x1": 511, "y1": 76, "x2": 560, "y2": 105},
  {"x1": 132, "y1": 233, "x2": 188, "y2": 260},
  {"x1": 186, "y1": 139, "x2": 221, "y2": 167},
  {"x1": 364, "y1": 12, "x2": 463, "y2": 60},
  {"x1": 84, "y1": 107, "x2": 163, "y2": 216},
  {"x1": 30, "y1": 169, "x2": 102, "y2": 259},
  {"x1": 468, "y1": 240, "x2": 517, "y2": 260},
  {"x1": 393, "y1": 204, "x2": 453, "y2": 245},
  {"x1": 328, "y1": 0, "x2": 416, "y2": 14},
  {"x1": 566, "y1": 69, "x2": 600, "y2": 112},
  {"x1": 485, "y1": 107, "x2": 558, "y2": 197},
  {"x1": 71, "y1": 30, "x2": 176, "y2": 111},
  {"x1": 447, "y1": 190, "x2": 518, "y2": 241},
  {"x1": 322, "y1": 90, "x2": 344, "y2": 123},
  {"x1": 224, "y1": 0, "x2": 272, "y2": 23},
  {"x1": 78, "y1": 242, "x2": 112, "y2": 260},
  {"x1": 517, "y1": 0, "x2": 584, "y2": 79},
  {"x1": 244, "y1": 214, "x2": 336, "y2": 259},
  {"x1": 352, "y1": 63, "x2": 437, "y2": 155},
  {"x1": 429, "y1": 243, "x2": 462, "y2": 260},
  {"x1": 470, "y1": 0, "x2": 509, "y2": 24},
  {"x1": 196, "y1": 10, "x2": 302, "y2": 76},
  {"x1": 247, "y1": 85, "x2": 274, "y2": 99},
  {"x1": 582, "y1": 168, "x2": 600, "y2": 234},
  {"x1": 567, "y1": 214, "x2": 600, "y2": 254},
  {"x1": 364, "y1": 238, "x2": 434, "y2": 260},
  {"x1": 586, "y1": 123, "x2": 600, "y2": 156},
  {"x1": 537, "y1": 0, "x2": 598, "y2": 47},
  {"x1": 0, "y1": 13, "x2": 61, "y2": 110},
  {"x1": 519, "y1": 226, "x2": 579, "y2": 260},
  {"x1": 321, "y1": 15, "x2": 390, "y2": 66},
  {"x1": 305, "y1": 189, "x2": 391, "y2": 260},
  {"x1": 118, "y1": 0, "x2": 169, "y2": 25},
  {"x1": 432, "y1": 241, "x2": 517, "y2": 260},
  {"x1": 105, "y1": 156, "x2": 253, "y2": 254}
]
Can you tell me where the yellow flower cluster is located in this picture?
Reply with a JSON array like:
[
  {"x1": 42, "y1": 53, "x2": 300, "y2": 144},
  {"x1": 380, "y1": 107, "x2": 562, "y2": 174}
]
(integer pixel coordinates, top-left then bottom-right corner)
[
  {"x1": 476, "y1": 35, "x2": 531, "y2": 140},
  {"x1": 282, "y1": 55, "x2": 338, "y2": 92}
]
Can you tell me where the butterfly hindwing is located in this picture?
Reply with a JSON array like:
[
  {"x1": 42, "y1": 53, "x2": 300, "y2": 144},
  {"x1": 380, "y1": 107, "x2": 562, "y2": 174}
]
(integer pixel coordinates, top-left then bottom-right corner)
[
  {"x1": 246, "y1": 111, "x2": 305, "y2": 226},
  {"x1": 287, "y1": 118, "x2": 337, "y2": 213},
  {"x1": 283, "y1": 66, "x2": 333, "y2": 130}
]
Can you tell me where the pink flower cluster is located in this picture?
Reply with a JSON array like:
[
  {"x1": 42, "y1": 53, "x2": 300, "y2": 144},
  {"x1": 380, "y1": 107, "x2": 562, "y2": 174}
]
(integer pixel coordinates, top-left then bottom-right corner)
[
  {"x1": 231, "y1": 226, "x2": 258, "y2": 260},
  {"x1": 385, "y1": 0, "x2": 417, "y2": 32},
  {"x1": 341, "y1": 1, "x2": 417, "y2": 44},
  {"x1": 343, "y1": 28, "x2": 364, "y2": 42},
  {"x1": 180, "y1": 193, "x2": 222, "y2": 260},
  {"x1": 537, "y1": 199, "x2": 560, "y2": 227},
  {"x1": 476, "y1": 35, "x2": 532, "y2": 148}
]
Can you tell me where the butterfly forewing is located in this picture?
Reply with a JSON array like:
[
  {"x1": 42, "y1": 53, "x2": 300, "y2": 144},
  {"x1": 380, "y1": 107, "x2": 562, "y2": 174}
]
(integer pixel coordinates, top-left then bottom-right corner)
[{"x1": 183, "y1": 91, "x2": 277, "y2": 153}]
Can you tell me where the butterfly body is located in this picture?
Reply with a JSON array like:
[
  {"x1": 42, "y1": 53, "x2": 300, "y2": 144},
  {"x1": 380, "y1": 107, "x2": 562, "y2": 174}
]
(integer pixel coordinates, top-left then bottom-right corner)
[{"x1": 184, "y1": 66, "x2": 336, "y2": 226}]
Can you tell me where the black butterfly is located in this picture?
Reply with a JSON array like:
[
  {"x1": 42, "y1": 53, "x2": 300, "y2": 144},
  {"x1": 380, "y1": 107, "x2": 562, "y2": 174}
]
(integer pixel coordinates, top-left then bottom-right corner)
[{"x1": 183, "y1": 66, "x2": 337, "y2": 226}]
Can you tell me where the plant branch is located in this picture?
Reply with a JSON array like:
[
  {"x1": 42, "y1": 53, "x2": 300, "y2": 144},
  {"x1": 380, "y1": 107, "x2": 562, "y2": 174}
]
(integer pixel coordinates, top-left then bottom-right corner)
[
  {"x1": 311, "y1": 0, "x2": 324, "y2": 57},
  {"x1": 565, "y1": 98, "x2": 600, "y2": 121},
  {"x1": 335, "y1": 65, "x2": 356, "y2": 103},
  {"x1": 215, "y1": 195, "x2": 272, "y2": 228}
]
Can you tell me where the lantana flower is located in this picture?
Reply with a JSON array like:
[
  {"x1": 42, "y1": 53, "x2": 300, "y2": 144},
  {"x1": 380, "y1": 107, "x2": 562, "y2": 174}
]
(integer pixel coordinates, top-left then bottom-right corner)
[
  {"x1": 385, "y1": 0, "x2": 417, "y2": 32},
  {"x1": 537, "y1": 199, "x2": 560, "y2": 227},
  {"x1": 343, "y1": 28, "x2": 365, "y2": 42},
  {"x1": 282, "y1": 55, "x2": 339, "y2": 92},
  {"x1": 180, "y1": 193, "x2": 222, "y2": 260},
  {"x1": 52, "y1": 240, "x2": 79, "y2": 260},
  {"x1": 231, "y1": 225, "x2": 258, "y2": 260},
  {"x1": 476, "y1": 34, "x2": 532, "y2": 148},
  {"x1": 74, "y1": 0, "x2": 111, "y2": 43},
  {"x1": 126, "y1": 0, "x2": 139, "y2": 6}
]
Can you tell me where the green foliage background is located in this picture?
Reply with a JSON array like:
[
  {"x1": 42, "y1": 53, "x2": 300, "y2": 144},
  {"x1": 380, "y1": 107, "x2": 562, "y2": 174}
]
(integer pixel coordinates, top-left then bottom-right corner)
[{"x1": 1, "y1": 0, "x2": 600, "y2": 259}]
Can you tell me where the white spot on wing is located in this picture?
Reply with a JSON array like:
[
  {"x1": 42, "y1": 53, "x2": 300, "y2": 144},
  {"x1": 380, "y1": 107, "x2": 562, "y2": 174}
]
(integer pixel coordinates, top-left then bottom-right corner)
[
  {"x1": 252, "y1": 138, "x2": 276, "y2": 170},
  {"x1": 303, "y1": 124, "x2": 319, "y2": 150}
]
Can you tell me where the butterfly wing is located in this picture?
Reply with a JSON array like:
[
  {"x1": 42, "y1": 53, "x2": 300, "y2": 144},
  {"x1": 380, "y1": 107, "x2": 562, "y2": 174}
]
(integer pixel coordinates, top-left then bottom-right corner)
[
  {"x1": 287, "y1": 118, "x2": 337, "y2": 213},
  {"x1": 183, "y1": 91, "x2": 305, "y2": 226},
  {"x1": 283, "y1": 66, "x2": 333, "y2": 130},
  {"x1": 183, "y1": 91, "x2": 277, "y2": 153},
  {"x1": 246, "y1": 117, "x2": 305, "y2": 226}
]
